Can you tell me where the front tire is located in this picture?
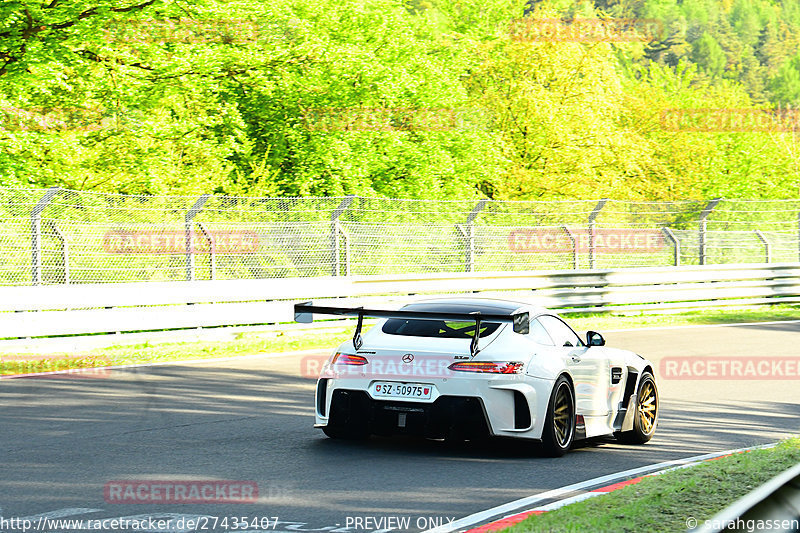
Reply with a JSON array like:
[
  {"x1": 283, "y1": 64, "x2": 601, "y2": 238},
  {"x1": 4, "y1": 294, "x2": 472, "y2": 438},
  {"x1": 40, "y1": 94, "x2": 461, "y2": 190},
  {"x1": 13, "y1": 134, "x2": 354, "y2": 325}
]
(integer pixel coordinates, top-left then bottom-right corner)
[
  {"x1": 541, "y1": 376, "x2": 575, "y2": 457},
  {"x1": 618, "y1": 372, "x2": 658, "y2": 444}
]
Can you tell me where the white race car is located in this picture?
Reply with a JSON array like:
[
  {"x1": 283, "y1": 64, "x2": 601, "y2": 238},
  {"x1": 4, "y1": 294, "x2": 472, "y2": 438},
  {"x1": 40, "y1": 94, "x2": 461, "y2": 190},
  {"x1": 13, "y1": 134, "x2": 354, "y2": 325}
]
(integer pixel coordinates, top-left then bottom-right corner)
[{"x1": 295, "y1": 298, "x2": 658, "y2": 456}]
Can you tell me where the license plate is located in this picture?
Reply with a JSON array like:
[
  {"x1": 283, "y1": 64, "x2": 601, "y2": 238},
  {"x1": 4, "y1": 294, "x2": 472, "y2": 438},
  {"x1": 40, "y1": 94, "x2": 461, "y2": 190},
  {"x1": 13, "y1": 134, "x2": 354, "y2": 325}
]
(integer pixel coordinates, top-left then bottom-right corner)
[{"x1": 371, "y1": 382, "x2": 433, "y2": 400}]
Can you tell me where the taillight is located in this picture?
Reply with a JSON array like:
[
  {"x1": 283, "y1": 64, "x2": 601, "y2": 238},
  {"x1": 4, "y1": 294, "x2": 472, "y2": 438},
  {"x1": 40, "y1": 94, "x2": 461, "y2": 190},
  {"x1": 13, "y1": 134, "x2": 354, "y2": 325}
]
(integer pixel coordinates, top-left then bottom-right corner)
[
  {"x1": 332, "y1": 353, "x2": 369, "y2": 366},
  {"x1": 448, "y1": 361, "x2": 524, "y2": 374}
]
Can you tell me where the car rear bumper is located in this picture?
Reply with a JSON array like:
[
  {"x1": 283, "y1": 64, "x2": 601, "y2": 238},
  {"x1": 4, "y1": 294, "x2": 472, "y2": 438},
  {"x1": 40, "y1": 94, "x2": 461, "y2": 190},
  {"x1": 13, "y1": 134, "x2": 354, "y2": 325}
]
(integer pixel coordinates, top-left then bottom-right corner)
[
  {"x1": 314, "y1": 375, "x2": 554, "y2": 440},
  {"x1": 324, "y1": 389, "x2": 490, "y2": 439}
]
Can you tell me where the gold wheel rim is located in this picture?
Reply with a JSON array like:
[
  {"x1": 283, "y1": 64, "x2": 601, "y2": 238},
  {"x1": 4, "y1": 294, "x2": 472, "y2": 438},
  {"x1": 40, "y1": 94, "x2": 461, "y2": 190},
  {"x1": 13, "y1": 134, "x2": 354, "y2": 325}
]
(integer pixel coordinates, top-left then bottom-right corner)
[
  {"x1": 638, "y1": 379, "x2": 657, "y2": 434},
  {"x1": 553, "y1": 383, "x2": 573, "y2": 447}
]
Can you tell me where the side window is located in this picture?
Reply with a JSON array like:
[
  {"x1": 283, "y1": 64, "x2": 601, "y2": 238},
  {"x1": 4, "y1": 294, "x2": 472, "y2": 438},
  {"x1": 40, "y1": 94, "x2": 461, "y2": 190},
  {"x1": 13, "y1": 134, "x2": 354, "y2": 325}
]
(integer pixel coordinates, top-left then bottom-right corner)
[
  {"x1": 529, "y1": 318, "x2": 555, "y2": 345},
  {"x1": 538, "y1": 315, "x2": 583, "y2": 348}
]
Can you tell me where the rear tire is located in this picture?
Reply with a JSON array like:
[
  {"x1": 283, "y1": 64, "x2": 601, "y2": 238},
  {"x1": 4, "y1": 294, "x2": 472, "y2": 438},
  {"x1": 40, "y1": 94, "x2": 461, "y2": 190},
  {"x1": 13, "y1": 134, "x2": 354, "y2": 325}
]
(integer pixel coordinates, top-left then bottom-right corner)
[
  {"x1": 617, "y1": 372, "x2": 658, "y2": 444},
  {"x1": 541, "y1": 376, "x2": 575, "y2": 457}
]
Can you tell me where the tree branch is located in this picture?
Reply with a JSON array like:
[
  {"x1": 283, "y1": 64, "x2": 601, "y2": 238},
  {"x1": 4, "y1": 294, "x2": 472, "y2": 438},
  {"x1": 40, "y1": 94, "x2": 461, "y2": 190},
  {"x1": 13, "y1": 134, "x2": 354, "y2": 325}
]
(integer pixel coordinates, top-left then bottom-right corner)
[
  {"x1": 111, "y1": 0, "x2": 158, "y2": 14},
  {"x1": 0, "y1": 0, "x2": 160, "y2": 76}
]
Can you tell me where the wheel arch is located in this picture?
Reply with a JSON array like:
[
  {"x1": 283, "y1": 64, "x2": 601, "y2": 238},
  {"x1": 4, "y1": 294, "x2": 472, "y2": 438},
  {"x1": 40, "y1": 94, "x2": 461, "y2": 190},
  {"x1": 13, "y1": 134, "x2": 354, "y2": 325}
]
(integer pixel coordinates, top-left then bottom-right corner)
[
  {"x1": 555, "y1": 371, "x2": 576, "y2": 409},
  {"x1": 559, "y1": 370, "x2": 574, "y2": 388}
]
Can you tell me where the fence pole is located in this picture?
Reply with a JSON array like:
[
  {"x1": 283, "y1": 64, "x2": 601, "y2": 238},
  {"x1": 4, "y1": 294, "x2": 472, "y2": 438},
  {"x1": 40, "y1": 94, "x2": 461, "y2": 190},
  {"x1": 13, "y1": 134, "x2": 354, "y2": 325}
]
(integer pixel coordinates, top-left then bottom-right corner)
[
  {"x1": 197, "y1": 222, "x2": 214, "y2": 280},
  {"x1": 339, "y1": 224, "x2": 351, "y2": 276},
  {"x1": 755, "y1": 230, "x2": 770, "y2": 263},
  {"x1": 185, "y1": 194, "x2": 211, "y2": 281},
  {"x1": 464, "y1": 199, "x2": 488, "y2": 272},
  {"x1": 331, "y1": 196, "x2": 355, "y2": 276},
  {"x1": 699, "y1": 198, "x2": 722, "y2": 266},
  {"x1": 45, "y1": 220, "x2": 69, "y2": 284},
  {"x1": 588, "y1": 198, "x2": 608, "y2": 269},
  {"x1": 30, "y1": 187, "x2": 61, "y2": 286},
  {"x1": 562, "y1": 225, "x2": 577, "y2": 270},
  {"x1": 661, "y1": 227, "x2": 680, "y2": 267}
]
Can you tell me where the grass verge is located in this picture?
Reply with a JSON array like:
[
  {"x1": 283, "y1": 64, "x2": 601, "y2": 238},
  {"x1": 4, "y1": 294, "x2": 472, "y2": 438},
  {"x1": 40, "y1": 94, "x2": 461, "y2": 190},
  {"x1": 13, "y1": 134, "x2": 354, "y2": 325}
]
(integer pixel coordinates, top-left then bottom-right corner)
[
  {"x1": 503, "y1": 437, "x2": 800, "y2": 533},
  {"x1": 2, "y1": 304, "x2": 798, "y2": 376},
  {"x1": 0, "y1": 326, "x2": 357, "y2": 376},
  {"x1": 562, "y1": 303, "x2": 800, "y2": 331}
]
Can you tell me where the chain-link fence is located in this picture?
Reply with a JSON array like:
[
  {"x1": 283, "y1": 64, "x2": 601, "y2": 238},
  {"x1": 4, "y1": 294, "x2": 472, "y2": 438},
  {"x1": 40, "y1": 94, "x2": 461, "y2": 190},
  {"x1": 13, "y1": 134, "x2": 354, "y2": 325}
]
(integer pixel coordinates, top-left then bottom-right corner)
[{"x1": 1, "y1": 186, "x2": 799, "y2": 285}]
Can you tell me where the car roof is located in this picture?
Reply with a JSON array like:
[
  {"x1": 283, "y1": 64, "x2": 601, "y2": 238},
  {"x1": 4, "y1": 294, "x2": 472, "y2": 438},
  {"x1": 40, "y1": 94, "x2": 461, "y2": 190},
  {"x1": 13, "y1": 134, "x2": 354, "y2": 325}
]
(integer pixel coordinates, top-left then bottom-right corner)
[{"x1": 400, "y1": 297, "x2": 551, "y2": 317}]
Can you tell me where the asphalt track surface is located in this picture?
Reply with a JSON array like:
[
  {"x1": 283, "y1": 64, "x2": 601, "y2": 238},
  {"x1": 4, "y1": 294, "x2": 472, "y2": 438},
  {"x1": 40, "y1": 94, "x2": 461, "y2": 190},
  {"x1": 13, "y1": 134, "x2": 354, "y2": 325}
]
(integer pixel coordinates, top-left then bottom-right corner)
[{"x1": 2, "y1": 321, "x2": 799, "y2": 533}]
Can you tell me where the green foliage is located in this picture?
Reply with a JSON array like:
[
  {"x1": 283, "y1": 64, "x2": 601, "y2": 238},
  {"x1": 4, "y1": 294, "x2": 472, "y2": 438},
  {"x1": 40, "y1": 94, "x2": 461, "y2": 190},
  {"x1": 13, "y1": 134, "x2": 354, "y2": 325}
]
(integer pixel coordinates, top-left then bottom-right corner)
[
  {"x1": 769, "y1": 53, "x2": 800, "y2": 105},
  {"x1": 0, "y1": 0, "x2": 799, "y2": 200}
]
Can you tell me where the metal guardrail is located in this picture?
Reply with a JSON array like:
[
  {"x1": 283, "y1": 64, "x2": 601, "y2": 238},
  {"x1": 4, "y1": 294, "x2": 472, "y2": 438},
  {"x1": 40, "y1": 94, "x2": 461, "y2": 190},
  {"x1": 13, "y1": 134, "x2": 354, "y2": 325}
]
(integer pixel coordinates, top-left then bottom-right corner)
[
  {"x1": 0, "y1": 263, "x2": 798, "y2": 339},
  {"x1": 693, "y1": 462, "x2": 800, "y2": 533}
]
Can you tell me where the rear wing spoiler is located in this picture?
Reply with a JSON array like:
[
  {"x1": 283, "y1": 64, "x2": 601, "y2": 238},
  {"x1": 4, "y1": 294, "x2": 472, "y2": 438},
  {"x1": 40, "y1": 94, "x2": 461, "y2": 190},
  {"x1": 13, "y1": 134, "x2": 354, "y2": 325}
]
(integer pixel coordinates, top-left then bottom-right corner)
[{"x1": 293, "y1": 302, "x2": 530, "y2": 357}]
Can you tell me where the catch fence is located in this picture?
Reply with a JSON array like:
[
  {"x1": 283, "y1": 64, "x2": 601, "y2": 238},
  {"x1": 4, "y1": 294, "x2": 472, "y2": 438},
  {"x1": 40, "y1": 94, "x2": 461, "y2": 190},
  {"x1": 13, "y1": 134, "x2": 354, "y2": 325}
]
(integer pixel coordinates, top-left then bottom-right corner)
[{"x1": 1, "y1": 186, "x2": 799, "y2": 285}]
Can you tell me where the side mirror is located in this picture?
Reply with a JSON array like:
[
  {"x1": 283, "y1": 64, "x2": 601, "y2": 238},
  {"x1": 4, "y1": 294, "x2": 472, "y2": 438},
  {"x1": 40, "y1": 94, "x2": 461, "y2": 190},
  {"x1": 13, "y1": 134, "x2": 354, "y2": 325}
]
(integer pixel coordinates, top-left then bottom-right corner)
[{"x1": 586, "y1": 331, "x2": 605, "y2": 347}]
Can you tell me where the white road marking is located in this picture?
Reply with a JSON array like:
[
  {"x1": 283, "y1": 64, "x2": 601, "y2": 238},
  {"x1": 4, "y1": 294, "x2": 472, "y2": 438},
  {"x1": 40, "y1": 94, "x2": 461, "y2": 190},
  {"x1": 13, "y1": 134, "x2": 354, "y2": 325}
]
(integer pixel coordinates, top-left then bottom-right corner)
[
  {"x1": 17, "y1": 508, "x2": 102, "y2": 520},
  {"x1": 422, "y1": 443, "x2": 777, "y2": 533},
  {"x1": 531, "y1": 491, "x2": 603, "y2": 512},
  {"x1": 1, "y1": 510, "x2": 358, "y2": 533}
]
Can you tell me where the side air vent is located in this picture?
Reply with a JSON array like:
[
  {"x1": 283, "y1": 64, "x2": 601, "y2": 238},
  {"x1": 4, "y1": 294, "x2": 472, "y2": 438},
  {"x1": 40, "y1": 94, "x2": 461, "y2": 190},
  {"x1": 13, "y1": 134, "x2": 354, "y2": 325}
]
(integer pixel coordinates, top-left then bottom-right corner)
[
  {"x1": 622, "y1": 371, "x2": 638, "y2": 405},
  {"x1": 513, "y1": 391, "x2": 531, "y2": 429},
  {"x1": 611, "y1": 367, "x2": 623, "y2": 384},
  {"x1": 317, "y1": 379, "x2": 328, "y2": 417}
]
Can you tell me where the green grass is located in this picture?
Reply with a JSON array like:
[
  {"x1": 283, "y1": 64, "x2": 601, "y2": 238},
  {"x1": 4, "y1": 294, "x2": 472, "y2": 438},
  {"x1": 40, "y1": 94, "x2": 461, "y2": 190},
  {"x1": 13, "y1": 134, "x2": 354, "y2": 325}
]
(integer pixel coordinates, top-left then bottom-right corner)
[
  {"x1": 503, "y1": 437, "x2": 800, "y2": 533},
  {"x1": 564, "y1": 304, "x2": 800, "y2": 332},
  {"x1": 0, "y1": 326, "x2": 360, "y2": 375},
  {"x1": 2, "y1": 304, "x2": 798, "y2": 376}
]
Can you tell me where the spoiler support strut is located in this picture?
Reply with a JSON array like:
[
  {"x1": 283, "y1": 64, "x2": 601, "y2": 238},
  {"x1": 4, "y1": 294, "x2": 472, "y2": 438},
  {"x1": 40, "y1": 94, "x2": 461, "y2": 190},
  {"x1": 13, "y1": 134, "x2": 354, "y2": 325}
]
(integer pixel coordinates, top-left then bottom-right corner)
[
  {"x1": 353, "y1": 310, "x2": 364, "y2": 350},
  {"x1": 469, "y1": 312, "x2": 481, "y2": 358}
]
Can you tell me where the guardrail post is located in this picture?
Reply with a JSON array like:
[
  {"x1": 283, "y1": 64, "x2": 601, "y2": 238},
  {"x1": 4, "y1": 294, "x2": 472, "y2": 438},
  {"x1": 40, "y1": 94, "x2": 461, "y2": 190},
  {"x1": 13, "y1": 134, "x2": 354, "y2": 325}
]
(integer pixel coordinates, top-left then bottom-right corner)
[
  {"x1": 464, "y1": 199, "x2": 488, "y2": 272},
  {"x1": 30, "y1": 187, "x2": 61, "y2": 286},
  {"x1": 588, "y1": 199, "x2": 608, "y2": 269},
  {"x1": 331, "y1": 196, "x2": 355, "y2": 276},
  {"x1": 699, "y1": 197, "x2": 722, "y2": 265},
  {"x1": 185, "y1": 194, "x2": 211, "y2": 281},
  {"x1": 755, "y1": 230, "x2": 770, "y2": 263},
  {"x1": 562, "y1": 225, "x2": 577, "y2": 270},
  {"x1": 661, "y1": 227, "x2": 680, "y2": 267},
  {"x1": 197, "y1": 222, "x2": 215, "y2": 280}
]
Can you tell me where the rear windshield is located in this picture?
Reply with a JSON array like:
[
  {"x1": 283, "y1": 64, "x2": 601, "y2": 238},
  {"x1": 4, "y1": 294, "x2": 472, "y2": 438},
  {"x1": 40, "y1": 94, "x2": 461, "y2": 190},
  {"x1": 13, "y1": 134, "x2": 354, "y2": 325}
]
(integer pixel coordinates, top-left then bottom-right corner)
[{"x1": 381, "y1": 319, "x2": 502, "y2": 338}]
